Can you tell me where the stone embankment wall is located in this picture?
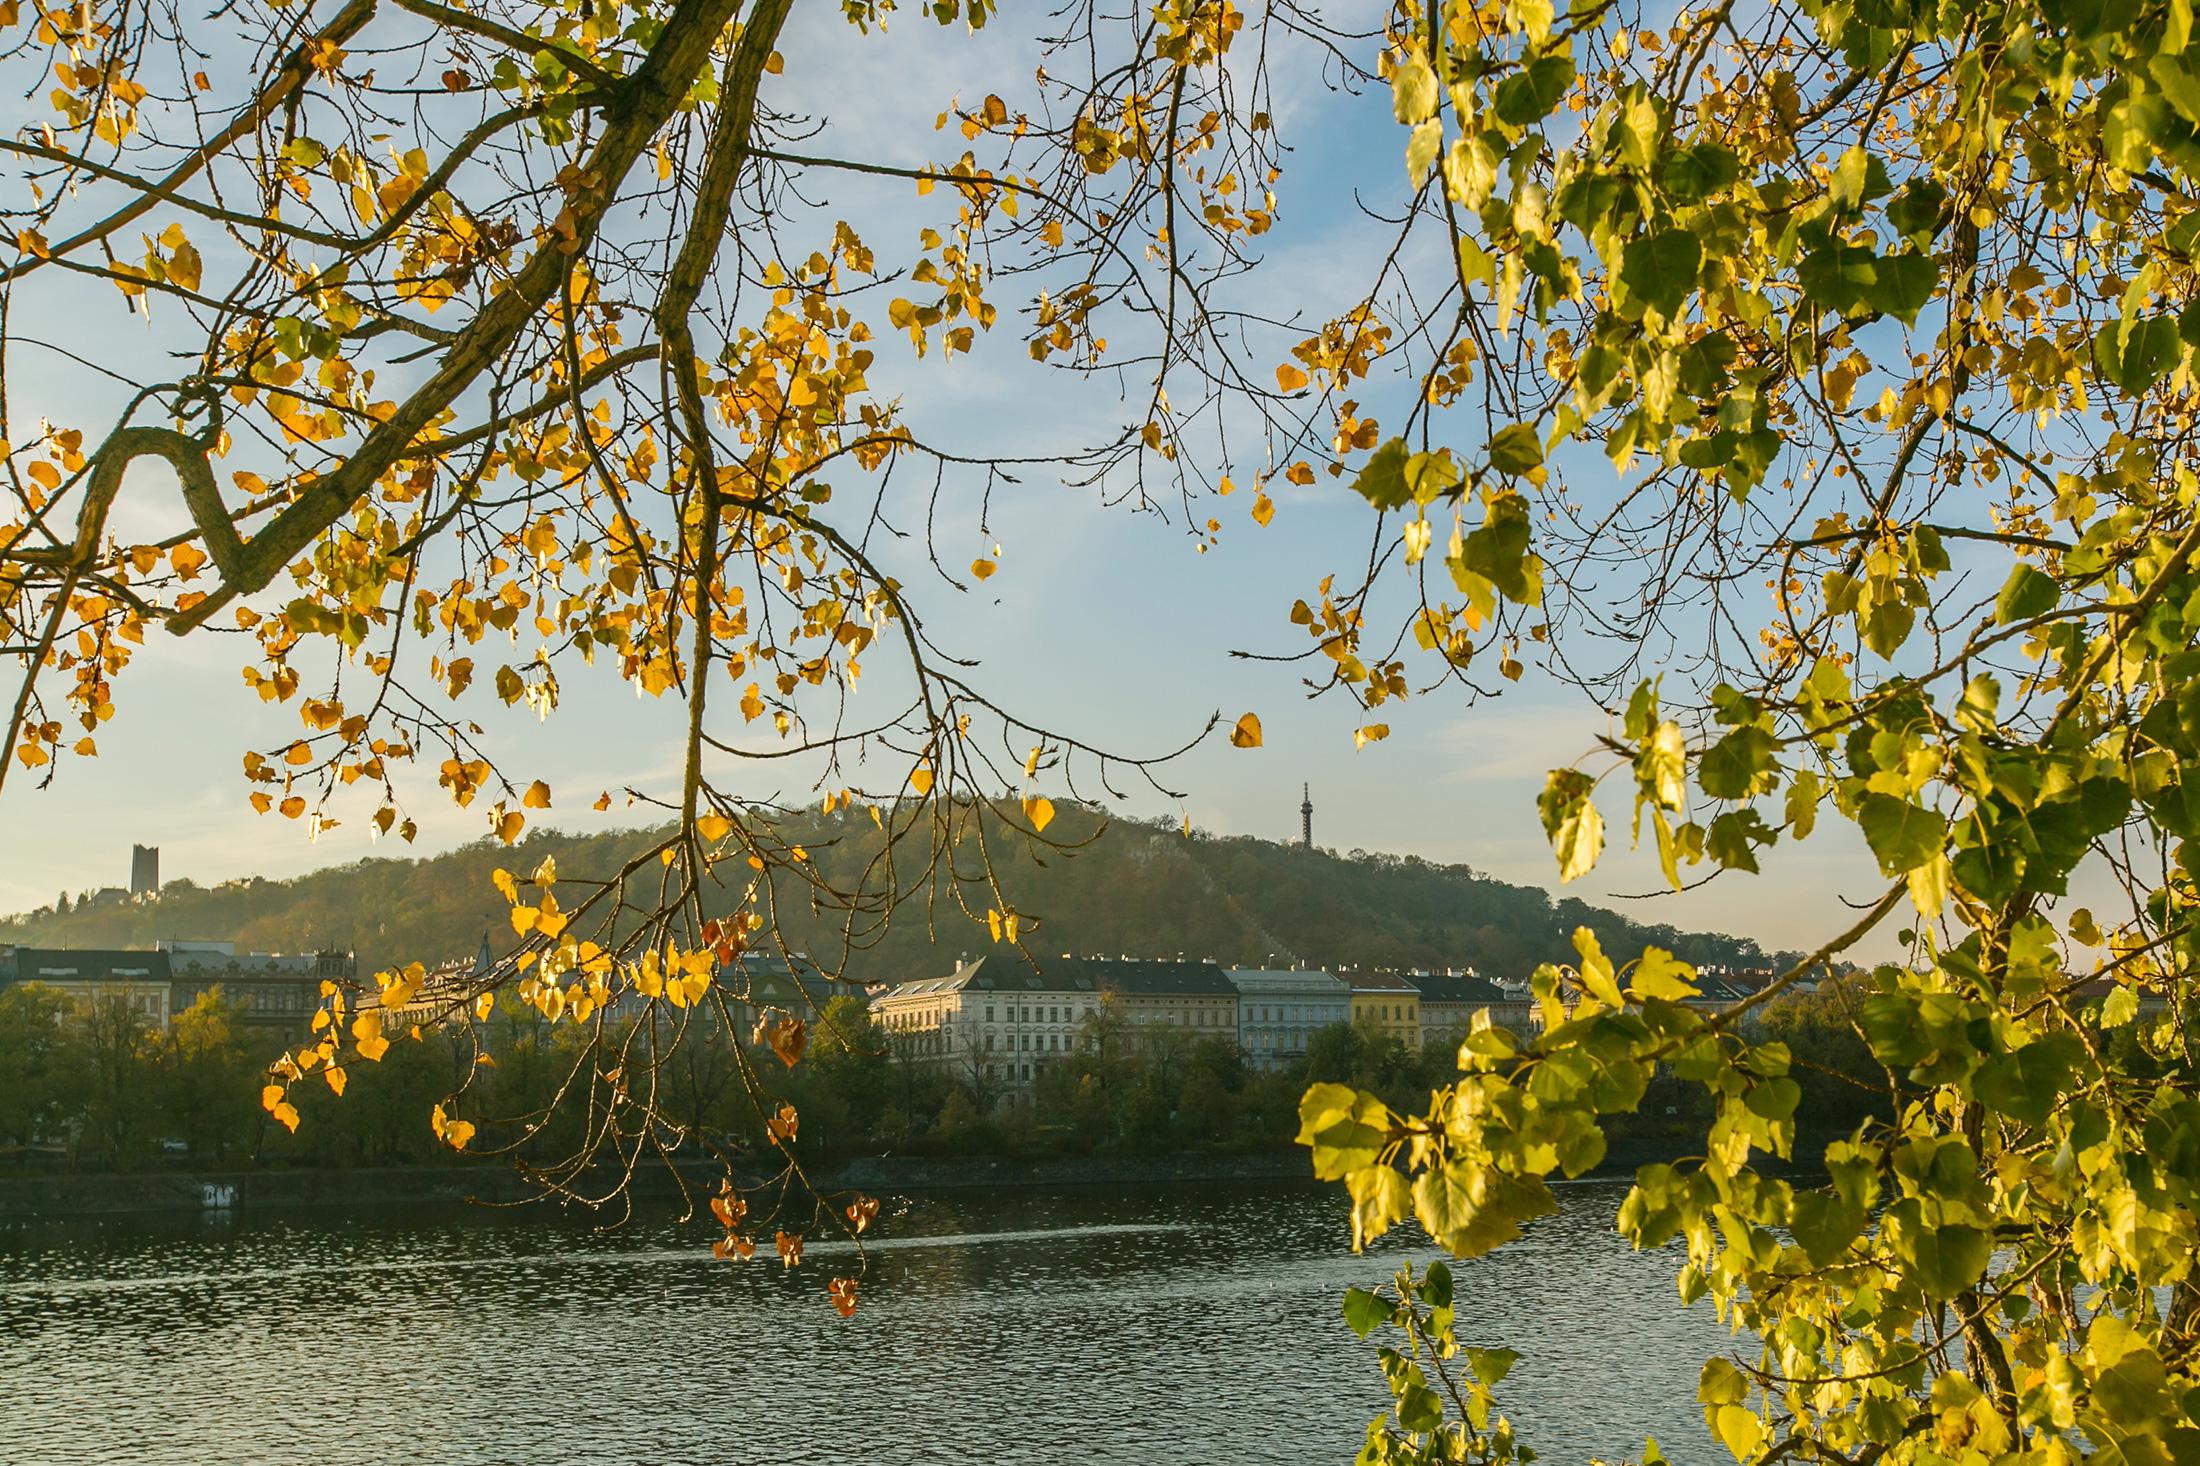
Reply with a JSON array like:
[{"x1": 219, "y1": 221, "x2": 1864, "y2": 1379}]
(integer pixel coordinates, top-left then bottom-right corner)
[
  {"x1": 0, "y1": 1151, "x2": 1319, "y2": 1220},
  {"x1": 0, "y1": 1135, "x2": 1824, "y2": 1219}
]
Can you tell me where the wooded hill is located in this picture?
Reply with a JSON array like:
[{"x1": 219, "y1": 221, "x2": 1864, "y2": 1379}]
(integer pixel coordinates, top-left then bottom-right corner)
[{"x1": 0, "y1": 808, "x2": 1802, "y2": 985}]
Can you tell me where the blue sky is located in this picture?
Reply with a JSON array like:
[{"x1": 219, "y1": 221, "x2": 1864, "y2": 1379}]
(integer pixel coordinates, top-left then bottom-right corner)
[{"x1": 0, "y1": 1, "x2": 1932, "y2": 958}]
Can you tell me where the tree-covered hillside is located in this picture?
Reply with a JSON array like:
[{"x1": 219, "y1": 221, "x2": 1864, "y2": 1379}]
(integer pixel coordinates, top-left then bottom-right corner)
[{"x1": 0, "y1": 809, "x2": 1800, "y2": 984}]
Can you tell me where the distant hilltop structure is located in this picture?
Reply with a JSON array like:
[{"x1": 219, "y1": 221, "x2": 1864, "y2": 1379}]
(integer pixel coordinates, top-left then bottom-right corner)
[
  {"x1": 1300, "y1": 785, "x2": 1313, "y2": 850},
  {"x1": 130, "y1": 844, "x2": 159, "y2": 897}
]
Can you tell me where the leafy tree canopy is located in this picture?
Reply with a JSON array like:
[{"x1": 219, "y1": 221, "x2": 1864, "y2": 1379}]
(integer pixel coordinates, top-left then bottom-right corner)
[{"x1": 5, "y1": 0, "x2": 2200, "y2": 1451}]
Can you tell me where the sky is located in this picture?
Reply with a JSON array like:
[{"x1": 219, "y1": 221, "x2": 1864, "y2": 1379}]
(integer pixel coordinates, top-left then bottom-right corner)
[{"x1": 0, "y1": 0, "x2": 1924, "y2": 959}]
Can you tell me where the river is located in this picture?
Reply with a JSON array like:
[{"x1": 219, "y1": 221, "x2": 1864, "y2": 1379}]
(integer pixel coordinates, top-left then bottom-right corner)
[{"x1": 0, "y1": 1177, "x2": 1731, "y2": 1465}]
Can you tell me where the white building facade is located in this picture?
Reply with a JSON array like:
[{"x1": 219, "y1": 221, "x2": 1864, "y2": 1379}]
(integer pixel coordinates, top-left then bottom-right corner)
[{"x1": 871, "y1": 952, "x2": 1102, "y2": 1108}]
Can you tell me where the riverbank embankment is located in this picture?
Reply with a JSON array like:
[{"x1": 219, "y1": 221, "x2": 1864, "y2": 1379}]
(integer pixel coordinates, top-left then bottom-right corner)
[{"x1": 0, "y1": 1135, "x2": 1824, "y2": 1219}]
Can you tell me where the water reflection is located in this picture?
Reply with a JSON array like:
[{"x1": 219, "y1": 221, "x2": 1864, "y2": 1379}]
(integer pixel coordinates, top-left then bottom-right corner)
[{"x1": 0, "y1": 1178, "x2": 1728, "y2": 1465}]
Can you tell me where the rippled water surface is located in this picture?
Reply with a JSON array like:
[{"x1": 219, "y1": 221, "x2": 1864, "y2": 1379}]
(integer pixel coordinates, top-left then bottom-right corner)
[{"x1": 0, "y1": 1178, "x2": 1728, "y2": 1465}]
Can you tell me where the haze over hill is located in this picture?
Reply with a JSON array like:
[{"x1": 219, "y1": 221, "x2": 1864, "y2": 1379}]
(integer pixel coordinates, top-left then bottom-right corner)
[{"x1": 0, "y1": 809, "x2": 1804, "y2": 984}]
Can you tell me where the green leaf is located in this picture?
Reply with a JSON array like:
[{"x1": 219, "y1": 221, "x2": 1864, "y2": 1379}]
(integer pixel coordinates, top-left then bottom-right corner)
[
  {"x1": 1295, "y1": 1083, "x2": 1392, "y2": 1179},
  {"x1": 1699, "y1": 1357, "x2": 1750, "y2": 1406},
  {"x1": 1461, "y1": 492, "x2": 1542, "y2": 603},
  {"x1": 1491, "y1": 53, "x2": 1576, "y2": 126},
  {"x1": 2095, "y1": 313, "x2": 2181, "y2": 396},
  {"x1": 1884, "y1": 177, "x2": 1946, "y2": 241},
  {"x1": 1706, "y1": 807, "x2": 1775, "y2": 872},
  {"x1": 1348, "y1": 1162, "x2": 1412, "y2": 1250},
  {"x1": 1787, "y1": 1189, "x2": 1865, "y2": 1266},
  {"x1": 1391, "y1": 56, "x2": 1438, "y2": 124},
  {"x1": 1887, "y1": 1197, "x2": 1990, "y2": 1299},
  {"x1": 1698, "y1": 725, "x2": 1777, "y2": 799},
  {"x1": 1466, "y1": 1347, "x2": 1520, "y2": 1388},
  {"x1": 1660, "y1": 143, "x2": 1740, "y2": 201},
  {"x1": 1797, "y1": 244, "x2": 1938, "y2": 324},
  {"x1": 1859, "y1": 992, "x2": 1929, "y2": 1065},
  {"x1": 1971, "y1": 1038, "x2": 2075, "y2": 1126},
  {"x1": 1397, "y1": 1381, "x2": 1444, "y2": 1433},
  {"x1": 1342, "y1": 1287, "x2": 1393, "y2": 1339},
  {"x1": 1403, "y1": 449, "x2": 1462, "y2": 503},
  {"x1": 1539, "y1": 768, "x2": 1603, "y2": 881},
  {"x1": 1620, "y1": 228, "x2": 1702, "y2": 319},
  {"x1": 1488, "y1": 422, "x2": 1545, "y2": 475},
  {"x1": 1351, "y1": 437, "x2": 1412, "y2": 510},
  {"x1": 1713, "y1": 1405, "x2": 1766, "y2": 1461},
  {"x1": 1858, "y1": 793, "x2": 1948, "y2": 875},
  {"x1": 1630, "y1": 947, "x2": 1699, "y2": 1001}
]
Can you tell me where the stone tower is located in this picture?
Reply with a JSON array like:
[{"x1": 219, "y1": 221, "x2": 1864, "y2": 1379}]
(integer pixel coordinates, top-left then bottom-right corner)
[{"x1": 129, "y1": 844, "x2": 159, "y2": 897}]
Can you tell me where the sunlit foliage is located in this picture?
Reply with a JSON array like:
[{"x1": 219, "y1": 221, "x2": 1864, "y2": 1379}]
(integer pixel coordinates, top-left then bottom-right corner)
[{"x1": 1297, "y1": 0, "x2": 2200, "y2": 1458}]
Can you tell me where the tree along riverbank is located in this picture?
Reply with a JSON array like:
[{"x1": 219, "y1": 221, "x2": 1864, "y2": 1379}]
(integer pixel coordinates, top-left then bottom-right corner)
[{"x1": 0, "y1": 1136, "x2": 1843, "y2": 1220}]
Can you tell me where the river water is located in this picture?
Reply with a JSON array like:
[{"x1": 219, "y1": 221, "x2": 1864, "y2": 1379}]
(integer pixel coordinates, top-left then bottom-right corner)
[{"x1": 0, "y1": 1177, "x2": 1730, "y2": 1465}]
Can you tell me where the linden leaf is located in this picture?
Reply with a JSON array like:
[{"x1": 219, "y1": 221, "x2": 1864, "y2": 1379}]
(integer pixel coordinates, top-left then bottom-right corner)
[
  {"x1": 1024, "y1": 794, "x2": 1055, "y2": 831},
  {"x1": 1231, "y1": 712, "x2": 1263, "y2": 748},
  {"x1": 768, "y1": 1016, "x2": 809, "y2": 1067}
]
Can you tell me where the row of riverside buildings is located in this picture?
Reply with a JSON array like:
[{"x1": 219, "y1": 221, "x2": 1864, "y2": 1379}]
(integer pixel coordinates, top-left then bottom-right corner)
[
  {"x1": 867, "y1": 951, "x2": 1713, "y2": 1107},
  {"x1": 0, "y1": 942, "x2": 354, "y2": 1046},
  {"x1": 0, "y1": 927, "x2": 1791, "y2": 1117}
]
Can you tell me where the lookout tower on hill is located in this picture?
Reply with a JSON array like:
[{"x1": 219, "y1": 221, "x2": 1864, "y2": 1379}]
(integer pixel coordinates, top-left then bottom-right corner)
[{"x1": 1300, "y1": 785, "x2": 1313, "y2": 850}]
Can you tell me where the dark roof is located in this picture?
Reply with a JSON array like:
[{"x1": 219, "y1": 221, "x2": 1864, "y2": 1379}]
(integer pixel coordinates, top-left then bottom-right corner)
[
  {"x1": 881, "y1": 950, "x2": 1096, "y2": 999},
  {"x1": 1413, "y1": 972, "x2": 1507, "y2": 1005},
  {"x1": 1347, "y1": 970, "x2": 1422, "y2": 995},
  {"x1": 12, "y1": 949, "x2": 172, "y2": 983},
  {"x1": 1081, "y1": 957, "x2": 1237, "y2": 997},
  {"x1": 725, "y1": 954, "x2": 871, "y2": 1009}
]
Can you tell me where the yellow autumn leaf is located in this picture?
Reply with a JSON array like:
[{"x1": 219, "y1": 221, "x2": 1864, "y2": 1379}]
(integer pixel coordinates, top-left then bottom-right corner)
[
  {"x1": 697, "y1": 812, "x2": 731, "y2": 841},
  {"x1": 910, "y1": 764, "x2": 934, "y2": 795},
  {"x1": 1024, "y1": 795, "x2": 1055, "y2": 832},
  {"x1": 1231, "y1": 712, "x2": 1263, "y2": 748},
  {"x1": 272, "y1": 1102, "x2": 300, "y2": 1132},
  {"x1": 324, "y1": 1064, "x2": 346, "y2": 1095},
  {"x1": 522, "y1": 780, "x2": 552, "y2": 809}
]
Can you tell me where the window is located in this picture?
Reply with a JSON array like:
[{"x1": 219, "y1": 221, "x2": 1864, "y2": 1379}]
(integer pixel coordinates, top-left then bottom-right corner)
[
  {"x1": 985, "y1": 1034, "x2": 994, "y2": 1051},
  {"x1": 1022, "y1": 1064, "x2": 1031, "y2": 1081},
  {"x1": 1049, "y1": 1034, "x2": 1058, "y2": 1051},
  {"x1": 985, "y1": 1006, "x2": 994, "y2": 1022},
  {"x1": 1022, "y1": 1007, "x2": 1030, "y2": 1022}
]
